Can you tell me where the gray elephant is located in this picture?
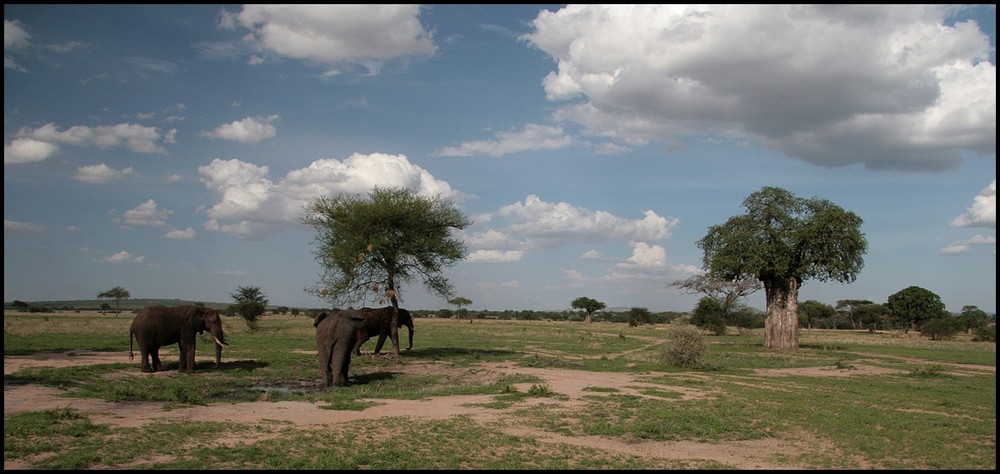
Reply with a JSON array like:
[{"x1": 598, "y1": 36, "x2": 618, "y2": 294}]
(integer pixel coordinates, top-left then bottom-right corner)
[
  {"x1": 314, "y1": 309, "x2": 366, "y2": 387},
  {"x1": 129, "y1": 305, "x2": 228, "y2": 373},
  {"x1": 354, "y1": 306, "x2": 415, "y2": 355}
]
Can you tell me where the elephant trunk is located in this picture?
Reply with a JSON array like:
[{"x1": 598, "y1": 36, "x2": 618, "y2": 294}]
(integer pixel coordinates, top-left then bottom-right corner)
[
  {"x1": 214, "y1": 340, "x2": 223, "y2": 368},
  {"x1": 406, "y1": 326, "x2": 414, "y2": 351}
]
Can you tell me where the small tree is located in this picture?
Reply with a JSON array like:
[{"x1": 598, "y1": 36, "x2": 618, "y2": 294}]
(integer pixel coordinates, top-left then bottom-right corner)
[
  {"x1": 231, "y1": 286, "x2": 268, "y2": 332},
  {"x1": 957, "y1": 305, "x2": 990, "y2": 334},
  {"x1": 698, "y1": 187, "x2": 867, "y2": 350},
  {"x1": 301, "y1": 186, "x2": 471, "y2": 355},
  {"x1": 571, "y1": 297, "x2": 606, "y2": 324},
  {"x1": 97, "y1": 286, "x2": 130, "y2": 315},
  {"x1": 448, "y1": 296, "x2": 473, "y2": 322},
  {"x1": 662, "y1": 326, "x2": 707, "y2": 369}
]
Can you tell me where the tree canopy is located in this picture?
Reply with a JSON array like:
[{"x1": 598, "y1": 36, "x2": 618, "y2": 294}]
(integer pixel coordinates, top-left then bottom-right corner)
[
  {"x1": 886, "y1": 286, "x2": 946, "y2": 332},
  {"x1": 571, "y1": 297, "x2": 606, "y2": 324},
  {"x1": 697, "y1": 186, "x2": 867, "y2": 349},
  {"x1": 97, "y1": 286, "x2": 130, "y2": 315},
  {"x1": 301, "y1": 186, "x2": 470, "y2": 354},
  {"x1": 231, "y1": 285, "x2": 268, "y2": 331}
]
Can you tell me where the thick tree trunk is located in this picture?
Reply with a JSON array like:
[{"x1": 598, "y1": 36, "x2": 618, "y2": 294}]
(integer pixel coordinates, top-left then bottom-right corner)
[
  {"x1": 763, "y1": 276, "x2": 800, "y2": 350},
  {"x1": 387, "y1": 286, "x2": 401, "y2": 356}
]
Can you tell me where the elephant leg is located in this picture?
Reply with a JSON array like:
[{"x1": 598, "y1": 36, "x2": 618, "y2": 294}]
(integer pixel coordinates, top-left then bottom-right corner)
[
  {"x1": 318, "y1": 343, "x2": 333, "y2": 387},
  {"x1": 337, "y1": 351, "x2": 353, "y2": 386},
  {"x1": 140, "y1": 347, "x2": 154, "y2": 373},
  {"x1": 151, "y1": 347, "x2": 165, "y2": 372},
  {"x1": 373, "y1": 333, "x2": 388, "y2": 354}
]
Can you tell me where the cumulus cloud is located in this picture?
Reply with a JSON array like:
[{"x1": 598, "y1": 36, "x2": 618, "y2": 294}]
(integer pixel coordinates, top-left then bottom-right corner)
[
  {"x1": 197, "y1": 152, "x2": 462, "y2": 240},
  {"x1": 15, "y1": 122, "x2": 174, "y2": 154},
  {"x1": 4, "y1": 138, "x2": 60, "y2": 165},
  {"x1": 98, "y1": 250, "x2": 144, "y2": 264},
  {"x1": 121, "y1": 200, "x2": 172, "y2": 227},
  {"x1": 465, "y1": 249, "x2": 526, "y2": 263},
  {"x1": 165, "y1": 227, "x2": 196, "y2": 240},
  {"x1": 520, "y1": 5, "x2": 995, "y2": 171},
  {"x1": 938, "y1": 234, "x2": 996, "y2": 255},
  {"x1": 222, "y1": 5, "x2": 435, "y2": 74},
  {"x1": 497, "y1": 194, "x2": 678, "y2": 244},
  {"x1": 73, "y1": 164, "x2": 134, "y2": 184},
  {"x1": 437, "y1": 124, "x2": 572, "y2": 157},
  {"x1": 951, "y1": 180, "x2": 996, "y2": 228},
  {"x1": 4, "y1": 19, "x2": 31, "y2": 72},
  {"x1": 200, "y1": 115, "x2": 279, "y2": 144}
]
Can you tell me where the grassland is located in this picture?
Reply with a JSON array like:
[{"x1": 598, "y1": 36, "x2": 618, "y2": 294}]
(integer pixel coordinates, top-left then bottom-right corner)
[{"x1": 4, "y1": 310, "x2": 995, "y2": 470}]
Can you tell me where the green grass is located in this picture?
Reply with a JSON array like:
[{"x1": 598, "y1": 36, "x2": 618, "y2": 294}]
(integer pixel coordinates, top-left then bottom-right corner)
[{"x1": 4, "y1": 311, "x2": 995, "y2": 470}]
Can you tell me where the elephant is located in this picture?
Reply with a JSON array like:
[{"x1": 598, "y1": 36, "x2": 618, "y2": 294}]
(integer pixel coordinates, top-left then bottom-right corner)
[
  {"x1": 354, "y1": 306, "x2": 415, "y2": 355},
  {"x1": 314, "y1": 309, "x2": 366, "y2": 387},
  {"x1": 129, "y1": 305, "x2": 228, "y2": 374}
]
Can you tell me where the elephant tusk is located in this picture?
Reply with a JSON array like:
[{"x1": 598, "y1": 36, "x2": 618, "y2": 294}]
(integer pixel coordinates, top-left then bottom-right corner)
[{"x1": 214, "y1": 336, "x2": 229, "y2": 347}]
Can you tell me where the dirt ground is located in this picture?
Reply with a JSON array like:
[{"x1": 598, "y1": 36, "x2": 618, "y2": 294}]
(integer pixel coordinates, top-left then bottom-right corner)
[{"x1": 4, "y1": 349, "x2": 994, "y2": 470}]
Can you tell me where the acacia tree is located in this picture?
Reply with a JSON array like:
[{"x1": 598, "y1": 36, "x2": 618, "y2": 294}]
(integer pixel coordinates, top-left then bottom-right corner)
[
  {"x1": 97, "y1": 286, "x2": 130, "y2": 315},
  {"x1": 571, "y1": 296, "x2": 606, "y2": 324},
  {"x1": 301, "y1": 186, "x2": 471, "y2": 355},
  {"x1": 448, "y1": 296, "x2": 473, "y2": 322},
  {"x1": 697, "y1": 187, "x2": 867, "y2": 350}
]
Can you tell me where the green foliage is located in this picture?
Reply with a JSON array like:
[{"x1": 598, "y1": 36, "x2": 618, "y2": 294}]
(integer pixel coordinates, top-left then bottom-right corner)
[
  {"x1": 301, "y1": 187, "x2": 471, "y2": 308},
  {"x1": 886, "y1": 286, "x2": 947, "y2": 331},
  {"x1": 627, "y1": 307, "x2": 651, "y2": 327},
  {"x1": 96, "y1": 286, "x2": 130, "y2": 314},
  {"x1": 689, "y1": 297, "x2": 727, "y2": 335},
  {"x1": 661, "y1": 326, "x2": 708, "y2": 368},
  {"x1": 798, "y1": 300, "x2": 836, "y2": 328},
  {"x1": 231, "y1": 286, "x2": 268, "y2": 332},
  {"x1": 919, "y1": 317, "x2": 963, "y2": 341},
  {"x1": 570, "y1": 296, "x2": 606, "y2": 324}
]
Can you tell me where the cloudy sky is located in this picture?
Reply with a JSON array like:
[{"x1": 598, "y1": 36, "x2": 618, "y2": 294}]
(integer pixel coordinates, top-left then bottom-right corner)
[{"x1": 4, "y1": 5, "x2": 995, "y2": 314}]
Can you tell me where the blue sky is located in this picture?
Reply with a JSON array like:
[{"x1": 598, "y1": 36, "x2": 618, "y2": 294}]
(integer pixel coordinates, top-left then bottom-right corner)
[{"x1": 4, "y1": 5, "x2": 995, "y2": 314}]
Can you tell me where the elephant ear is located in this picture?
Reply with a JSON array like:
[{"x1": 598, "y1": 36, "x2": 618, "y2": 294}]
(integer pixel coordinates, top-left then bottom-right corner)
[{"x1": 186, "y1": 307, "x2": 207, "y2": 334}]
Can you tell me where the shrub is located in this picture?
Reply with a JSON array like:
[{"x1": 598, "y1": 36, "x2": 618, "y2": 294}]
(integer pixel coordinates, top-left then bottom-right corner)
[{"x1": 662, "y1": 326, "x2": 707, "y2": 369}]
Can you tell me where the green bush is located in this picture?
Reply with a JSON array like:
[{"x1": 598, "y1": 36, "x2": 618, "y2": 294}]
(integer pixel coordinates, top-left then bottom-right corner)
[{"x1": 661, "y1": 326, "x2": 707, "y2": 369}]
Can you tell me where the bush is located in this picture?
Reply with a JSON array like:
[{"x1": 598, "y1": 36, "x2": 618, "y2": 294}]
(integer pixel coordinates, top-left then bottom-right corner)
[
  {"x1": 920, "y1": 317, "x2": 963, "y2": 341},
  {"x1": 972, "y1": 324, "x2": 995, "y2": 342},
  {"x1": 661, "y1": 326, "x2": 707, "y2": 369}
]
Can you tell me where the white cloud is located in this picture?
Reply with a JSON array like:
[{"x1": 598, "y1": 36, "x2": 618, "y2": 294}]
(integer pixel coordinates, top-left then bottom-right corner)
[
  {"x1": 4, "y1": 219, "x2": 44, "y2": 234},
  {"x1": 617, "y1": 242, "x2": 667, "y2": 269},
  {"x1": 197, "y1": 152, "x2": 461, "y2": 240},
  {"x1": 165, "y1": 227, "x2": 195, "y2": 240},
  {"x1": 465, "y1": 249, "x2": 526, "y2": 263},
  {"x1": 16, "y1": 122, "x2": 172, "y2": 154},
  {"x1": 226, "y1": 5, "x2": 435, "y2": 72},
  {"x1": 951, "y1": 179, "x2": 996, "y2": 228},
  {"x1": 938, "y1": 234, "x2": 996, "y2": 255},
  {"x1": 4, "y1": 138, "x2": 60, "y2": 165},
  {"x1": 437, "y1": 124, "x2": 572, "y2": 157},
  {"x1": 200, "y1": 115, "x2": 279, "y2": 144},
  {"x1": 98, "y1": 250, "x2": 144, "y2": 264},
  {"x1": 497, "y1": 194, "x2": 678, "y2": 243},
  {"x1": 4, "y1": 19, "x2": 31, "y2": 72},
  {"x1": 73, "y1": 164, "x2": 134, "y2": 184},
  {"x1": 122, "y1": 200, "x2": 172, "y2": 227},
  {"x1": 522, "y1": 5, "x2": 996, "y2": 171}
]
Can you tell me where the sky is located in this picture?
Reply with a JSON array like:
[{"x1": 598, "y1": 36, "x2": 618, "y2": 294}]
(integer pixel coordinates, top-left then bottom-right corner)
[{"x1": 4, "y1": 5, "x2": 996, "y2": 314}]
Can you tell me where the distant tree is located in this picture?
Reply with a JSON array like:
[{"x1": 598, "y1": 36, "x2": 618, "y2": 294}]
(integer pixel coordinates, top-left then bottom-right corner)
[
  {"x1": 798, "y1": 300, "x2": 836, "y2": 330},
  {"x1": 11, "y1": 300, "x2": 29, "y2": 312},
  {"x1": 886, "y1": 286, "x2": 946, "y2": 333},
  {"x1": 628, "y1": 307, "x2": 652, "y2": 327},
  {"x1": 97, "y1": 286, "x2": 131, "y2": 315},
  {"x1": 835, "y1": 299, "x2": 876, "y2": 329},
  {"x1": 231, "y1": 286, "x2": 268, "y2": 332},
  {"x1": 920, "y1": 317, "x2": 963, "y2": 341},
  {"x1": 698, "y1": 186, "x2": 867, "y2": 350},
  {"x1": 957, "y1": 305, "x2": 990, "y2": 334},
  {"x1": 99, "y1": 303, "x2": 112, "y2": 314},
  {"x1": 449, "y1": 296, "x2": 473, "y2": 322},
  {"x1": 571, "y1": 297, "x2": 606, "y2": 324},
  {"x1": 290, "y1": 308, "x2": 300, "y2": 316},
  {"x1": 854, "y1": 303, "x2": 891, "y2": 333},
  {"x1": 301, "y1": 186, "x2": 471, "y2": 355}
]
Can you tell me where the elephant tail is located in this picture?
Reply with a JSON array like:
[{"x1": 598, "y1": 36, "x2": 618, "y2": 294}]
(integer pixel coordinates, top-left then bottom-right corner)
[{"x1": 128, "y1": 324, "x2": 135, "y2": 361}]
